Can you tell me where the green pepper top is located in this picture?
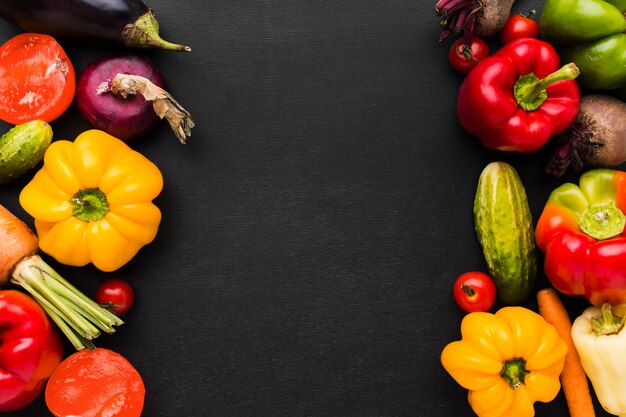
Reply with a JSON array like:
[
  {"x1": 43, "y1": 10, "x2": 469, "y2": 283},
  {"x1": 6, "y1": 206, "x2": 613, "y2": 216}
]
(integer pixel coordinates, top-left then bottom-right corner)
[{"x1": 539, "y1": 0, "x2": 626, "y2": 90}]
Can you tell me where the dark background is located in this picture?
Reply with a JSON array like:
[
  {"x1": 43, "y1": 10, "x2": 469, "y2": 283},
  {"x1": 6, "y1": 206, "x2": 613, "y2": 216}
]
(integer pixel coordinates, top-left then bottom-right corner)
[{"x1": 0, "y1": 0, "x2": 615, "y2": 416}]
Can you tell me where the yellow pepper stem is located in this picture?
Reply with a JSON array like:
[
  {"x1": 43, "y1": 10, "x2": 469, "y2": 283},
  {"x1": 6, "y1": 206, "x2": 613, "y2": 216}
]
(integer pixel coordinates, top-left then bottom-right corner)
[
  {"x1": 500, "y1": 358, "x2": 530, "y2": 389},
  {"x1": 71, "y1": 187, "x2": 110, "y2": 222}
]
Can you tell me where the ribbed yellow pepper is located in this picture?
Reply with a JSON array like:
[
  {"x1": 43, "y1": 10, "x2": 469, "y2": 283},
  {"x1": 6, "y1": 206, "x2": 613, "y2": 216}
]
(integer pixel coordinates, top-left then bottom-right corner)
[
  {"x1": 441, "y1": 307, "x2": 567, "y2": 417},
  {"x1": 571, "y1": 303, "x2": 626, "y2": 417},
  {"x1": 19, "y1": 129, "x2": 163, "y2": 272}
]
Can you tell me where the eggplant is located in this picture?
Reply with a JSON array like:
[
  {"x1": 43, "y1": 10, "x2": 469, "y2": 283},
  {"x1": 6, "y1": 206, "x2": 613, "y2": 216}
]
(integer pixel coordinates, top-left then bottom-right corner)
[{"x1": 0, "y1": 0, "x2": 191, "y2": 51}]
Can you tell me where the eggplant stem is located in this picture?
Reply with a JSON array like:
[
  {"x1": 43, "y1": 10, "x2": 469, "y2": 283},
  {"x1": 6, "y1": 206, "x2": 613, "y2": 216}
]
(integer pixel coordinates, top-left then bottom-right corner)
[{"x1": 122, "y1": 10, "x2": 191, "y2": 52}]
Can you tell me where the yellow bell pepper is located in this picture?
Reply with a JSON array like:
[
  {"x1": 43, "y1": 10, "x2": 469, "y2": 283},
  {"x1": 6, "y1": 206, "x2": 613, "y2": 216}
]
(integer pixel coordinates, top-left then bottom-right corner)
[
  {"x1": 19, "y1": 129, "x2": 163, "y2": 272},
  {"x1": 441, "y1": 307, "x2": 567, "y2": 417},
  {"x1": 571, "y1": 303, "x2": 626, "y2": 417}
]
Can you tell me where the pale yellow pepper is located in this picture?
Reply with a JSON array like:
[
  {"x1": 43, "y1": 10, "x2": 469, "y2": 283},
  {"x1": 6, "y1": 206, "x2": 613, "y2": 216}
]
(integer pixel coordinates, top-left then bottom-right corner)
[
  {"x1": 441, "y1": 307, "x2": 567, "y2": 417},
  {"x1": 571, "y1": 303, "x2": 626, "y2": 417},
  {"x1": 19, "y1": 129, "x2": 163, "y2": 272}
]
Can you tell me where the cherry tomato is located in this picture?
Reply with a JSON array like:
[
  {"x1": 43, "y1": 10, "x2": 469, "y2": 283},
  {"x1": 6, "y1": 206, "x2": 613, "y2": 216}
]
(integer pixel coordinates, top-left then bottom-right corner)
[
  {"x1": 96, "y1": 278, "x2": 135, "y2": 315},
  {"x1": 0, "y1": 33, "x2": 76, "y2": 124},
  {"x1": 453, "y1": 271, "x2": 496, "y2": 313},
  {"x1": 448, "y1": 36, "x2": 490, "y2": 74},
  {"x1": 499, "y1": 11, "x2": 539, "y2": 44}
]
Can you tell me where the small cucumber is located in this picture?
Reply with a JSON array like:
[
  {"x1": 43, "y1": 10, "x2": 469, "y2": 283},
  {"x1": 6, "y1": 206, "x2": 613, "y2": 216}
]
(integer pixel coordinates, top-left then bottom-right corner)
[
  {"x1": 0, "y1": 120, "x2": 53, "y2": 184},
  {"x1": 474, "y1": 162, "x2": 537, "y2": 305}
]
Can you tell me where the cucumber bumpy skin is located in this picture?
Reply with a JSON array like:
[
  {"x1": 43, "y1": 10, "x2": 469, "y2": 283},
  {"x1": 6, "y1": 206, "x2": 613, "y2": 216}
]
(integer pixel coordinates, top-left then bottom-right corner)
[
  {"x1": 0, "y1": 120, "x2": 53, "y2": 184},
  {"x1": 473, "y1": 162, "x2": 538, "y2": 305}
]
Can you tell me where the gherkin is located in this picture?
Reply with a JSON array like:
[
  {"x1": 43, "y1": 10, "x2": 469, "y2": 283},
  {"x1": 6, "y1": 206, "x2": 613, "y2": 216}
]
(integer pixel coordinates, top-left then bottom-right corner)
[
  {"x1": 474, "y1": 162, "x2": 538, "y2": 305},
  {"x1": 0, "y1": 120, "x2": 52, "y2": 184}
]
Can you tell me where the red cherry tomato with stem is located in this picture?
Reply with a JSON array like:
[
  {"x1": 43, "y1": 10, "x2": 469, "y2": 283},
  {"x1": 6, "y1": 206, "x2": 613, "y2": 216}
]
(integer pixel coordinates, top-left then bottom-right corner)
[
  {"x1": 500, "y1": 10, "x2": 539, "y2": 44},
  {"x1": 96, "y1": 278, "x2": 135, "y2": 315},
  {"x1": 453, "y1": 271, "x2": 496, "y2": 313},
  {"x1": 0, "y1": 33, "x2": 76, "y2": 124},
  {"x1": 448, "y1": 36, "x2": 490, "y2": 74}
]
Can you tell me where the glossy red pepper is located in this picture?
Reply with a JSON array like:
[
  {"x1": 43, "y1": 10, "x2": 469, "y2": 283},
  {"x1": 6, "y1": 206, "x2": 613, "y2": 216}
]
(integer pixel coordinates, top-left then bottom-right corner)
[
  {"x1": 0, "y1": 290, "x2": 63, "y2": 411},
  {"x1": 457, "y1": 38, "x2": 580, "y2": 153},
  {"x1": 536, "y1": 169, "x2": 626, "y2": 306}
]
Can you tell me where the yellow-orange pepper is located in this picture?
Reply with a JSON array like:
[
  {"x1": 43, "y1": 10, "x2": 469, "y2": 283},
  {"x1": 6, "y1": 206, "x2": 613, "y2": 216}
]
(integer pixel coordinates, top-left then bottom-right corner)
[
  {"x1": 441, "y1": 307, "x2": 567, "y2": 417},
  {"x1": 19, "y1": 129, "x2": 163, "y2": 272}
]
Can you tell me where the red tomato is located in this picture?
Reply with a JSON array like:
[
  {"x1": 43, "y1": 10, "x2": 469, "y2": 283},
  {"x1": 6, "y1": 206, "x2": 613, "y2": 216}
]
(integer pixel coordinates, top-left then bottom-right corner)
[
  {"x1": 448, "y1": 37, "x2": 490, "y2": 74},
  {"x1": 453, "y1": 271, "x2": 496, "y2": 313},
  {"x1": 499, "y1": 12, "x2": 539, "y2": 44},
  {"x1": 96, "y1": 278, "x2": 135, "y2": 315},
  {"x1": 0, "y1": 33, "x2": 76, "y2": 124},
  {"x1": 46, "y1": 348, "x2": 145, "y2": 417}
]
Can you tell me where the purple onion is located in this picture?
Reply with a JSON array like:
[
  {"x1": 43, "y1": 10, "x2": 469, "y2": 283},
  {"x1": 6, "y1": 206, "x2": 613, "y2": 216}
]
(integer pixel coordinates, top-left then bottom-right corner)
[{"x1": 76, "y1": 54, "x2": 167, "y2": 142}]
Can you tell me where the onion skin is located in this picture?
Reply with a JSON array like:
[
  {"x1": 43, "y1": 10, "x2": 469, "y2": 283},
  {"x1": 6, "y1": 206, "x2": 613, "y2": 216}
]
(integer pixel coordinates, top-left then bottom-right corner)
[{"x1": 76, "y1": 54, "x2": 166, "y2": 142}]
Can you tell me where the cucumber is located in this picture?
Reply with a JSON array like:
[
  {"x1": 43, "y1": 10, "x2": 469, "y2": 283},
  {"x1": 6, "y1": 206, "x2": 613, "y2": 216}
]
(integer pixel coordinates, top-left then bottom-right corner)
[
  {"x1": 473, "y1": 162, "x2": 537, "y2": 305},
  {"x1": 0, "y1": 120, "x2": 53, "y2": 184}
]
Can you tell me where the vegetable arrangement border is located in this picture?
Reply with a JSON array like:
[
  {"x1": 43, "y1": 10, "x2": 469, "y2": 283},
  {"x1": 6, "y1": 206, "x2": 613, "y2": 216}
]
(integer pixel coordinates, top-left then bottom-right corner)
[
  {"x1": 437, "y1": 0, "x2": 626, "y2": 416},
  {"x1": 0, "y1": 0, "x2": 195, "y2": 415},
  {"x1": 3, "y1": 0, "x2": 626, "y2": 416}
]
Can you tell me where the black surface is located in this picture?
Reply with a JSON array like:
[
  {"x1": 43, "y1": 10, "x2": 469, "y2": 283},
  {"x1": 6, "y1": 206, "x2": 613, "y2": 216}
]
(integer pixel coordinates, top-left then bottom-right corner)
[{"x1": 0, "y1": 1, "x2": 615, "y2": 416}]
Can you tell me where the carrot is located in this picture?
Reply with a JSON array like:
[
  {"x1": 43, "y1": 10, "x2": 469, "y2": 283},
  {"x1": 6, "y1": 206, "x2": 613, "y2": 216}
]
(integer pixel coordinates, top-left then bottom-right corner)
[
  {"x1": 0, "y1": 203, "x2": 124, "y2": 350},
  {"x1": 537, "y1": 288, "x2": 596, "y2": 417},
  {"x1": 0, "y1": 204, "x2": 38, "y2": 283}
]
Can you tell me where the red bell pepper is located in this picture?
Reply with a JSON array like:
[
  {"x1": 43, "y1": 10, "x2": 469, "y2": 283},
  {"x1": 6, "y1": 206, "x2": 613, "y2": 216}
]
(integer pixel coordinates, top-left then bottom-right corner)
[
  {"x1": 536, "y1": 169, "x2": 626, "y2": 306},
  {"x1": 457, "y1": 37, "x2": 580, "y2": 153},
  {"x1": 0, "y1": 290, "x2": 63, "y2": 411}
]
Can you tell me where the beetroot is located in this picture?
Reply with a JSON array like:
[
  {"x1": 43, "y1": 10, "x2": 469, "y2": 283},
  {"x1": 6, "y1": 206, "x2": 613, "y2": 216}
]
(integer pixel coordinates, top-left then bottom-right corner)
[
  {"x1": 76, "y1": 53, "x2": 193, "y2": 143},
  {"x1": 545, "y1": 95, "x2": 626, "y2": 177},
  {"x1": 435, "y1": 0, "x2": 516, "y2": 41}
]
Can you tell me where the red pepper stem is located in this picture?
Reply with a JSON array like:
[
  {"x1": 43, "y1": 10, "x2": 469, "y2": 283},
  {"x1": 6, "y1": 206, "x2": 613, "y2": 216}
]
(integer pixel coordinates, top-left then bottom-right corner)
[
  {"x1": 514, "y1": 63, "x2": 580, "y2": 111},
  {"x1": 579, "y1": 201, "x2": 626, "y2": 240},
  {"x1": 535, "y1": 63, "x2": 580, "y2": 92},
  {"x1": 10, "y1": 255, "x2": 124, "y2": 350}
]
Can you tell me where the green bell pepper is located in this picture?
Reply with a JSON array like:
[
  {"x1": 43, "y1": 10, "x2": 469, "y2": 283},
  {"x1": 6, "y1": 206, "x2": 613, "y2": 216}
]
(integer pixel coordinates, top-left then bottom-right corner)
[{"x1": 539, "y1": 0, "x2": 626, "y2": 91}]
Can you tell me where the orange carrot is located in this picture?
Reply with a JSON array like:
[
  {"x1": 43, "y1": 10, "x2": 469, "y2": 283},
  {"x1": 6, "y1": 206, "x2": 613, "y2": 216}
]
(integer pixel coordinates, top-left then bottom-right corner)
[
  {"x1": 537, "y1": 288, "x2": 596, "y2": 417},
  {"x1": 0, "y1": 203, "x2": 123, "y2": 350},
  {"x1": 0, "y1": 204, "x2": 38, "y2": 284}
]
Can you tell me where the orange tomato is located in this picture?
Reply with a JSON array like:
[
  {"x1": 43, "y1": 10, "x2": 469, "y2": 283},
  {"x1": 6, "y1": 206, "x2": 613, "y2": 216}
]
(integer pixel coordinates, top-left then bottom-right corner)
[{"x1": 0, "y1": 33, "x2": 75, "y2": 124}]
